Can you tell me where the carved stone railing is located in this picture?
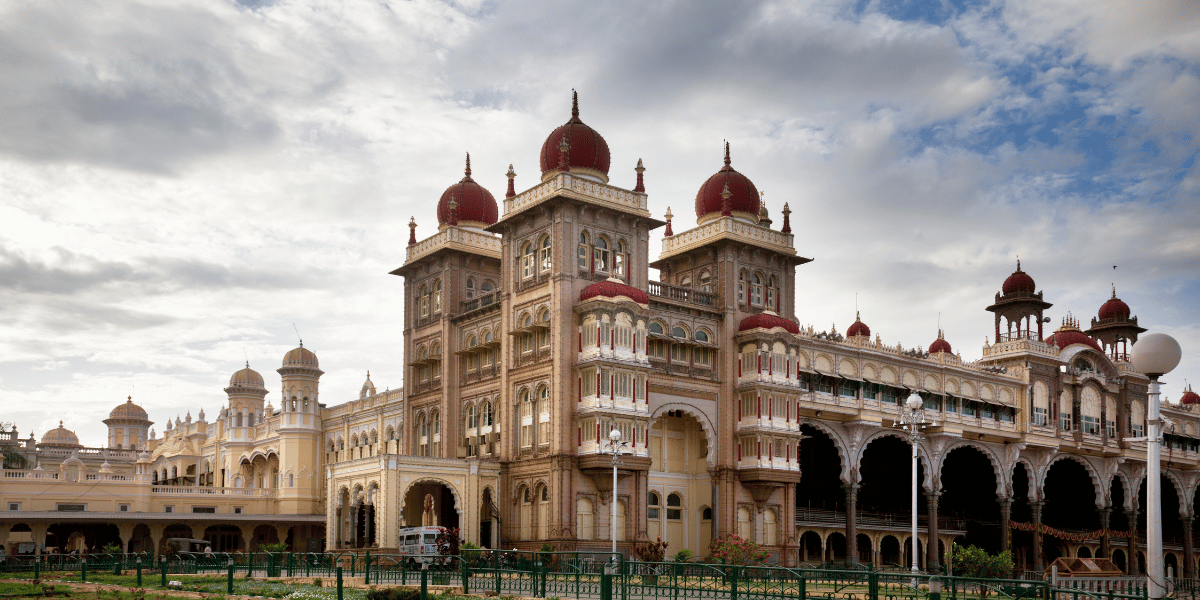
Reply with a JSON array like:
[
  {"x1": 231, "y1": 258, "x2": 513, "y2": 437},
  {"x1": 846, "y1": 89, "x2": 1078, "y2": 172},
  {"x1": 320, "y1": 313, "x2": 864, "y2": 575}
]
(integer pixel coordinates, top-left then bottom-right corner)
[
  {"x1": 647, "y1": 281, "x2": 718, "y2": 308},
  {"x1": 405, "y1": 226, "x2": 501, "y2": 265},
  {"x1": 660, "y1": 215, "x2": 795, "y2": 258},
  {"x1": 502, "y1": 173, "x2": 649, "y2": 218}
]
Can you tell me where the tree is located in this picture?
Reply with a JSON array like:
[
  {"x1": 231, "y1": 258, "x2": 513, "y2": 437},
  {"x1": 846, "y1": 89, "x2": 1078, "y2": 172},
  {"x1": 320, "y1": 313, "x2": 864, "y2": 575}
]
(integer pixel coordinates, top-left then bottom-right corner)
[
  {"x1": 950, "y1": 544, "x2": 1014, "y2": 579},
  {"x1": 709, "y1": 535, "x2": 768, "y2": 565}
]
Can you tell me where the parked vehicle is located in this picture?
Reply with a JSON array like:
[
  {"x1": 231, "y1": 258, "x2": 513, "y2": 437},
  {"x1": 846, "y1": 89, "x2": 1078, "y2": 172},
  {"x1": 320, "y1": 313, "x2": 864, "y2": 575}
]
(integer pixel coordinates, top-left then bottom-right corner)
[{"x1": 396, "y1": 526, "x2": 445, "y2": 565}]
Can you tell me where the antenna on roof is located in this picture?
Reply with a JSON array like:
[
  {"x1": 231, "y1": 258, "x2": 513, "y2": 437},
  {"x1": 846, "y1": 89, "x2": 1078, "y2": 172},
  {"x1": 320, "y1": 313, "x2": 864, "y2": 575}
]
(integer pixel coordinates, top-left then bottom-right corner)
[
  {"x1": 243, "y1": 348, "x2": 248, "y2": 367},
  {"x1": 293, "y1": 323, "x2": 302, "y2": 347}
]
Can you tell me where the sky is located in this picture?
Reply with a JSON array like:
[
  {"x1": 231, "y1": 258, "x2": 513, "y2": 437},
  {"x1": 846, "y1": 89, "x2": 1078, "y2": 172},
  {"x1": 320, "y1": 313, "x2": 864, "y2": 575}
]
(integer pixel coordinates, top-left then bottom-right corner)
[{"x1": 1, "y1": 0, "x2": 1198, "y2": 448}]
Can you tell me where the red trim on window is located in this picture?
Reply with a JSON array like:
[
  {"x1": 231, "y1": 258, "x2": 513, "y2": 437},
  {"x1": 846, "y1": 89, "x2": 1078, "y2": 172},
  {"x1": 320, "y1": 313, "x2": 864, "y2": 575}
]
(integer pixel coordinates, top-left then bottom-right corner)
[
  {"x1": 578, "y1": 428, "x2": 582, "y2": 447},
  {"x1": 757, "y1": 441, "x2": 761, "y2": 459}
]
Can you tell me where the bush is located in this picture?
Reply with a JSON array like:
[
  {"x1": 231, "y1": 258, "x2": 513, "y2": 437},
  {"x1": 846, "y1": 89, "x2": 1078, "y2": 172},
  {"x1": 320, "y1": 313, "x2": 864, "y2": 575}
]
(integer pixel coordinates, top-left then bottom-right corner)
[
  {"x1": 674, "y1": 549, "x2": 693, "y2": 563},
  {"x1": 709, "y1": 535, "x2": 768, "y2": 565},
  {"x1": 260, "y1": 542, "x2": 288, "y2": 553},
  {"x1": 950, "y1": 544, "x2": 1014, "y2": 579},
  {"x1": 633, "y1": 538, "x2": 669, "y2": 563},
  {"x1": 366, "y1": 588, "x2": 421, "y2": 600}
]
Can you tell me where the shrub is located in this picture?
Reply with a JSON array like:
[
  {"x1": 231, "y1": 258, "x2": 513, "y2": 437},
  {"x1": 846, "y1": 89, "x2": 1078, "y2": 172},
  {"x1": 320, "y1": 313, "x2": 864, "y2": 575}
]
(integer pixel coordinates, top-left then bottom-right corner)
[
  {"x1": 950, "y1": 544, "x2": 1014, "y2": 579},
  {"x1": 710, "y1": 535, "x2": 768, "y2": 565},
  {"x1": 435, "y1": 528, "x2": 464, "y2": 556},
  {"x1": 633, "y1": 538, "x2": 669, "y2": 563},
  {"x1": 674, "y1": 549, "x2": 693, "y2": 563},
  {"x1": 259, "y1": 542, "x2": 288, "y2": 553},
  {"x1": 366, "y1": 588, "x2": 421, "y2": 600}
]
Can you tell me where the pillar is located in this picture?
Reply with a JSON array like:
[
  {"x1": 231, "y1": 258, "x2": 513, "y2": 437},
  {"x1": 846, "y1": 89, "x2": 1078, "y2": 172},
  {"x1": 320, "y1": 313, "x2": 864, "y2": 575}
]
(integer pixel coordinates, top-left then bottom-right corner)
[
  {"x1": 274, "y1": 525, "x2": 291, "y2": 550},
  {"x1": 1126, "y1": 509, "x2": 1139, "y2": 576},
  {"x1": 926, "y1": 491, "x2": 941, "y2": 572},
  {"x1": 0, "y1": 528, "x2": 9, "y2": 557},
  {"x1": 1183, "y1": 515, "x2": 1195, "y2": 579},
  {"x1": 782, "y1": 482, "x2": 797, "y2": 566},
  {"x1": 363, "y1": 501, "x2": 373, "y2": 547},
  {"x1": 239, "y1": 524, "x2": 256, "y2": 552},
  {"x1": 31, "y1": 524, "x2": 48, "y2": 555},
  {"x1": 148, "y1": 524, "x2": 165, "y2": 558},
  {"x1": 1099, "y1": 508, "x2": 1111, "y2": 560},
  {"x1": 844, "y1": 484, "x2": 859, "y2": 564},
  {"x1": 1031, "y1": 501, "x2": 1044, "y2": 572},
  {"x1": 999, "y1": 497, "x2": 1013, "y2": 552}
]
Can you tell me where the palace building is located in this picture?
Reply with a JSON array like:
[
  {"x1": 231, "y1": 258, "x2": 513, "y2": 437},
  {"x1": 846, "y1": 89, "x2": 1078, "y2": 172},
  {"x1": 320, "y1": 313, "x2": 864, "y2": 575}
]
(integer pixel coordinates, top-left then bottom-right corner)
[{"x1": 3, "y1": 93, "x2": 1199, "y2": 578}]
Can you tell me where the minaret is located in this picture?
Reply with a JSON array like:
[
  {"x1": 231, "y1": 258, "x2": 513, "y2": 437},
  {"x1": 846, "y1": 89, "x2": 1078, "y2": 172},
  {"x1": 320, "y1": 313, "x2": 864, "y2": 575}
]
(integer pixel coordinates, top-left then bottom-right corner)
[
  {"x1": 276, "y1": 343, "x2": 324, "y2": 513},
  {"x1": 225, "y1": 362, "x2": 268, "y2": 429}
]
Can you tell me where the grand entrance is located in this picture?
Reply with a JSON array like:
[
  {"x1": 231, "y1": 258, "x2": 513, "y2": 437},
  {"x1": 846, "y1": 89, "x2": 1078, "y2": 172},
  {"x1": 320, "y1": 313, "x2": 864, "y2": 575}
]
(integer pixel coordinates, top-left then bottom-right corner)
[
  {"x1": 402, "y1": 481, "x2": 460, "y2": 531},
  {"x1": 647, "y1": 409, "x2": 712, "y2": 557}
]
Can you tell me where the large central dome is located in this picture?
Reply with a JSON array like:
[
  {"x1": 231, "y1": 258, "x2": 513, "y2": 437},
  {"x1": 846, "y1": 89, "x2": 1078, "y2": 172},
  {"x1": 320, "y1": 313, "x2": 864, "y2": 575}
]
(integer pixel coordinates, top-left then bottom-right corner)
[
  {"x1": 539, "y1": 91, "x2": 611, "y2": 183},
  {"x1": 695, "y1": 142, "x2": 760, "y2": 223}
]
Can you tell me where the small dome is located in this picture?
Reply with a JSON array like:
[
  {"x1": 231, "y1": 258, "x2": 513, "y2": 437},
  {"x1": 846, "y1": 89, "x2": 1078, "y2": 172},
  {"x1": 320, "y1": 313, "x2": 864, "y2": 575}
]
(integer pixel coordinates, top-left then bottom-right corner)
[
  {"x1": 695, "y1": 142, "x2": 761, "y2": 221},
  {"x1": 580, "y1": 278, "x2": 649, "y2": 305},
  {"x1": 1098, "y1": 288, "x2": 1131, "y2": 321},
  {"x1": 539, "y1": 91, "x2": 611, "y2": 182},
  {"x1": 436, "y1": 153, "x2": 499, "y2": 228},
  {"x1": 929, "y1": 330, "x2": 952, "y2": 354},
  {"x1": 283, "y1": 344, "x2": 319, "y2": 368},
  {"x1": 1002, "y1": 260, "x2": 1036, "y2": 295},
  {"x1": 229, "y1": 364, "x2": 266, "y2": 388},
  {"x1": 846, "y1": 312, "x2": 870, "y2": 338},
  {"x1": 1044, "y1": 316, "x2": 1102, "y2": 352},
  {"x1": 1181, "y1": 386, "x2": 1200, "y2": 405},
  {"x1": 108, "y1": 397, "x2": 149, "y2": 421},
  {"x1": 41, "y1": 421, "x2": 82, "y2": 447},
  {"x1": 739, "y1": 310, "x2": 800, "y2": 335}
]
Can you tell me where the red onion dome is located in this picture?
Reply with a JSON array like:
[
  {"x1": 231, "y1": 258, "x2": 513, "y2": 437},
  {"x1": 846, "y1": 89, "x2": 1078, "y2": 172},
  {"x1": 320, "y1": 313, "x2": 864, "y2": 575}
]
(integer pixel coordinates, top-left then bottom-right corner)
[
  {"x1": 739, "y1": 310, "x2": 800, "y2": 335},
  {"x1": 695, "y1": 142, "x2": 761, "y2": 222},
  {"x1": 283, "y1": 344, "x2": 319, "y2": 368},
  {"x1": 1181, "y1": 387, "x2": 1200, "y2": 405},
  {"x1": 846, "y1": 311, "x2": 870, "y2": 338},
  {"x1": 1002, "y1": 259, "x2": 1036, "y2": 294},
  {"x1": 437, "y1": 153, "x2": 498, "y2": 228},
  {"x1": 929, "y1": 330, "x2": 952, "y2": 354},
  {"x1": 1097, "y1": 287, "x2": 1131, "y2": 320},
  {"x1": 539, "y1": 91, "x2": 611, "y2": 182},
  {"x1": 580, "y1": 278, "x2": 649, "y2": 305},
  {"x1": 1044, "y1": 316, "x2": 1101, "y2": 352}
]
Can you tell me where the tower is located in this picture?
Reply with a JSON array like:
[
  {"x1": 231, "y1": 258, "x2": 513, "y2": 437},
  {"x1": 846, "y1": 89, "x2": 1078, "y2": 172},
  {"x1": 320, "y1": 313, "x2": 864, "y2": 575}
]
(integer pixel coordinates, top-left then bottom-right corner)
[
  {"x1": 103, "y1": 396, "x2": 152, "y2": 450},
  {"x1": 277, "y1": 345, "x2": 324, "y2": 514},
  {"x1": 1085, "y1": 287, "x2": 1146, "y2": 362},
  {"x1": 985, "y1": 260, "x2": 1053, "y2": 342}
]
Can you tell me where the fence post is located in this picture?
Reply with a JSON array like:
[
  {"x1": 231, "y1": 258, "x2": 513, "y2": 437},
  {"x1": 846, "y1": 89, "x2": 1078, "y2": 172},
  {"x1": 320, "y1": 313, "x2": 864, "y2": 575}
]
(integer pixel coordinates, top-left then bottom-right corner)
[
  {"x1": 495, "y1": 553, "x2": 502, "y2": 596},
  {"x1": 33, "y1": 555, "x2": 40, "y2": 581},
  {"x1": 421, "y1": 563, "x2": 429, "y2": 600},
  {"x1": 365, "y1": 551, "x2": 371, "y2": 585},
  {"x1": 730, "y1": 566, "x2": 739, "y2": 600},
  {"x1": 160, "y1": 557, "x2": 167, "y2": 588},
  {"x1": 799, "y1": 576, "x2": 807, "y2": 600},
  {"x1": 868, "y1": 570, "x2": 879, "y2": 600},
  {"x1": 136, "y1": 557, "x2": 142, "y2": 587},
  {"x1": 462, "y1": 555, "x2": 471, "y2": 595},
  {"x1": 601, "y1": 564, "x2": 614, "y2": 600},
  {"x1": 227, "y1": 559, "x2": 235, "y2": 595},
  {"x1": 336, "y1": 563, "x2": 344, "y2": 600},
  {"x1": 538, "y1": 560, "x2": 546, "y2": 598},
  {"x1": 80, "y1": 557, "x2": 87, "y2": 582}
]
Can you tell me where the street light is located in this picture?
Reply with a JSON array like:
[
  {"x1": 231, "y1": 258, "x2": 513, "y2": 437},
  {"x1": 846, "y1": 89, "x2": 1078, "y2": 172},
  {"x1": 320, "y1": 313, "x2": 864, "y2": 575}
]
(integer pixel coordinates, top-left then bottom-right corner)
[
  {"x1": 896, "y1": 392, "x2": 928, "y2": 575},
  {"x1": 603, "y1": 427, "x2": 631, "y2": 560},
  {"x1": 1131, "y1": 333, "x2": 1182, "y2": 600}
]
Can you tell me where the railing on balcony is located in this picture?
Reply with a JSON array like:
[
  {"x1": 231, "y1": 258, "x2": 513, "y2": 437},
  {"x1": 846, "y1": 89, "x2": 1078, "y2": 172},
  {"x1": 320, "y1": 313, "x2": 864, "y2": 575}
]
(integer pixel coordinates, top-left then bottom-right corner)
[
  {"x1": 647, "y1": 281, "x2": 718, "y2": 308},
  {"x1": 461, "y1": 364, "x2": 502, "y2": 385},
  {"x1": 151, "y1": 485, "x2": 277, "y2": 497},
  {"x1": 459, "y1": 289, "x2": 503, "y2": 315},
  {"x1": 996, "y1": 331, "x2": 1042, "y2": 342}
]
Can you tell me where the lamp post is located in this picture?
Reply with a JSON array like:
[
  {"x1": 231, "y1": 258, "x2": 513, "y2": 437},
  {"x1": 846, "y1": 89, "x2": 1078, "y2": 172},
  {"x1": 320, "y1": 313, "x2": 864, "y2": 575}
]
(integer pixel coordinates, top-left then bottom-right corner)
[
  {"x1": 1130, "y1": 333, "x2": 1182, "y2": 600},
  {"x1": 897, "y1": 392, "x2": 928, "y2": 575},
  {"x1": 603, "y1": 427, "x2": 630, "y2": 560}
]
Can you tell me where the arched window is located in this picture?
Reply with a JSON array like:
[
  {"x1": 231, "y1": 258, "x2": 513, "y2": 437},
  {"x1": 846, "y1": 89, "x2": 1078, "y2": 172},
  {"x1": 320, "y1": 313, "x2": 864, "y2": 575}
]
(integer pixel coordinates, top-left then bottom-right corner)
[
  {"x1": 466, "y1": 277, "x2": 476, "y2": 299},
  {"x1": 540, "y1": 235, "x2": 552, "y2": 273},
  {"x1": 738, "y1": 271, "x2": 746, "y2": 304},
  {"x1": 466, "y1": 403, "x2": 477, "y2": 429},
  {"x1": 289, "y1": 473, "x2": 294, "y2": 487},
  {"x1": 649, "y1": 322, "x2": 664, "y2": 335},
  {"x1": 614, "y1": 239, "x2": 626, "y2": 278},
  {"x1": 648, "y1": 492, "x2": 661, "y2": 519},
  {"x1": 672, "y1": 326, "x2": 687, "y2": 338},
  {"x1": 699, "y1": 270, "x2": 712, "y2": 292},
  {"x1": 695, "y1": 330, "x2": 710, "y2": 343},
  {"x1": 248, "y1": 412, "x2": 255, "y2": 427},
  {"x1": 519, "y1": 391, "x2": 533, "y2": 448},
  {"x1": 751, "y1": 273, "x2": 763, "y2": 306},
  {"x1": 667, "y1": 493, "x2": 682, "y2": 520},
  {"x1": 482, "y1": 280, "x2": 495, "y2": 293},
  {"x1": 482, "y1": 401, "x2": 493, "y2": 427},
  {"x1": 537, "y1": 386, "x2": 550, "y2": 446},
  {"x1": 594, "y1": 237, "x2": 610, "y2": 273},
  {"x1": 433, "y1": 279, "x2": 442, "y2": 313},
  {"x1": 767, "y1": 275, "x2": 777, "y2": 309},
  {"x1": 522, "y1": 242, "x2": 535, "y2": 279},
  {"x1": 578, "y1": 232, "x2": 589, "y2": 270},
  {"x1": 418, "y1": 284, "x2": 429, "y2": 317}
]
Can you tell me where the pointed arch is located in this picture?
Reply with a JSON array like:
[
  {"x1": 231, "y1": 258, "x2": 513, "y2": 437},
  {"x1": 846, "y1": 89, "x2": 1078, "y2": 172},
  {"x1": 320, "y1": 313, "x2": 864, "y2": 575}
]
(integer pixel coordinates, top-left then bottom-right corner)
[
  {"x1": 853, "y1": 429, "x2": 933, "y2": 489},
  {"x1": 1043, "y1": 454, "x2": 1105, "y2": 509}
]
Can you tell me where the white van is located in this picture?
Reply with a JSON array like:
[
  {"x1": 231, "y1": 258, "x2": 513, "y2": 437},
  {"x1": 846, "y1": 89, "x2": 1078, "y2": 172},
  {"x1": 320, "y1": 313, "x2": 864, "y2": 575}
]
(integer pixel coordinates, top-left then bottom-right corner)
[{"x1": 397, "y1": 526, "x2": 444, "y2": 564}]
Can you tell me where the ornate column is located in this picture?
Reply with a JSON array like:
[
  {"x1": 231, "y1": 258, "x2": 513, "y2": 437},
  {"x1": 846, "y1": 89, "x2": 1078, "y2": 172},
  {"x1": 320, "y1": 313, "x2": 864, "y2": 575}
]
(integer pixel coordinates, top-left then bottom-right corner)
[
  {"x1": 844, "y1": 484, "x2": 859, "y2": 564},
  {"x1": 1032, "y1": 501, "x2": 1045, "y2": 572},
  {"x1": 999, "y1": 497, "x2": 1013, "y2": 552},
  {"x1": 1099, "y1": 508, "x2": 1112, "y2": 560},
  {"x1": 1183, "y1": 515, "x2": 1195, "y2": 579},
  {"x1": 274, "y1": 525, "x2": 291, "y2": 550},
  {"x1": 1127, "y1": 509, "x2": 1140, "y2": 576},
  {"x1": 926, "y1": 491, "x2": 941, "y2": 572}
]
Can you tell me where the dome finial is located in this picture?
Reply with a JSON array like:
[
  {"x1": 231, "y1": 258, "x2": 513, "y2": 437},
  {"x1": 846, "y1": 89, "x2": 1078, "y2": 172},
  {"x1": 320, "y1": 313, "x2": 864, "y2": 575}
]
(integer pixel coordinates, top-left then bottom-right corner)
[
  {"x1": 634, "y1": 158, "x2": 645, "y2": 193},
  {"x1": 408, "y1": 217, "x2": 417, "y2": 246},
  {"x1": 1112, "y1": 285, "x2": 1117, "y2": 299},
  {"x1": 720, "y1": 182, "x2": 732, "y2": 216},
  {"x1": 1016, "y1": 257, "x2": 1021, "y2": 271},
  {"x1": 506, "y1": 164, "x2": 516, "y2": 198},
  {"x1": 571, "y1": 89, "x2": 579, "y2": 120},
  {"x1": 664, "y1": 207, "x2": 673, "y2": 237},
  {"x1": 724, "y1": 140, "x2": 731, "y2": 167},
  {"x1": 781, "y1": 202, "x2": 792, "y2": 234},
  {"x1": 464, "y1": 152, "x2": 472, "y2": 179}
]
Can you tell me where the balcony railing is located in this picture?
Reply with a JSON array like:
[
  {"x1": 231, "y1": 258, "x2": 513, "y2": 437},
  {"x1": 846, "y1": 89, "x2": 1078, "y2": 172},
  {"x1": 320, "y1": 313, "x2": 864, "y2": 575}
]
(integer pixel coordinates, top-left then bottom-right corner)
[
  {"x1": 151, "y1": 485, "x2": 277, "y2": 497},
  {"x1": 647, "y1": 281, "x2": 718, "y2": 308},
  {"x1": 459, "y1": 289, "x2": 502, "y2": 315}
]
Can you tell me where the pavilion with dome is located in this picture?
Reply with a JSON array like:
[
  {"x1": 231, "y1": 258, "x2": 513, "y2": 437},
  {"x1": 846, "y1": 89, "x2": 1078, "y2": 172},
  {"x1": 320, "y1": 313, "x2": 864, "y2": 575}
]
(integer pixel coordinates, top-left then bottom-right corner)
[{"x1": 3, "y1": 92, "x2": 1198, "y2": 576}]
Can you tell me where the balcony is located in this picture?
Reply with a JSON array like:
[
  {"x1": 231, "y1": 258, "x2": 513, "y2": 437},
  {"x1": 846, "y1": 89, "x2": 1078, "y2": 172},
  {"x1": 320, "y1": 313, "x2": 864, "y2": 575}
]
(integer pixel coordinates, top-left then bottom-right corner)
[
  {"x1": 647, "y1": 281, "x2": 718, "y2": 308},
  {"x1": 460, "y1": 364, "x2": 502, "y2": 385},
  {"x1": 578, "y1": 392, "x2": 649, "y2": 415},
  {"x1": 459, "y1": 289, "x2": 503, "y2": 316},
  {"x1": 151, "y1": 486, "x2": 277, "y2": 497}
]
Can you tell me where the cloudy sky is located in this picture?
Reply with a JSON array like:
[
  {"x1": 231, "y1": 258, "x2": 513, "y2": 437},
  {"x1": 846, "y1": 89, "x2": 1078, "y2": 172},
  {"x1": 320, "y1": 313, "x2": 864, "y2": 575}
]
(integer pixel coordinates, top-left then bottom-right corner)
[{"x1": 2, "y1": 0, "x2": 1198, "y2": 447}]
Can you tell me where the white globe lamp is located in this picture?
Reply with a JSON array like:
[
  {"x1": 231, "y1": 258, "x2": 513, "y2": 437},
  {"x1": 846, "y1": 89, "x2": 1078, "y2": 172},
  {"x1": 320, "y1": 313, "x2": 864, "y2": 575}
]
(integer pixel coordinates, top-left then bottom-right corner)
[{"x1": 1131, "y1": 333, "x2": 1182, "y2": 378}]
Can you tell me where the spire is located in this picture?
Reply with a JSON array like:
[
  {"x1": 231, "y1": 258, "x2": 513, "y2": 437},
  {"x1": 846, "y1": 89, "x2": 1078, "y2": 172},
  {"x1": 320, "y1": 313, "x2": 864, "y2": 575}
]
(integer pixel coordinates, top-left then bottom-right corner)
[
  {"x1": 1112, "y1": 285, "x2": 1118, "y2": 299},
  {"x1": 408, "y1": 217, "x2": 417, "y2": 246},
  {"x1": 448, "y1": 194, "x2": 459, "y2": 226},
  {"x1": 634, "y1": 158, "x2": 645, "y2": 193},
  {"x1": 664, "y1": 207, "x2": 673, "y2": 237},
  {"x1": 720, "y1": 182, "x2": 732, "y2": 216},
  {"x1": 781, "y1": 202, "x2": 792, "y2": 234},
  {"x1": 571, "y1": 89, "x2": 579, "y2": 120},
  {"x1": 724, "y1": 140, "x2": 731, "y2": 168},
  {"x1": 558, "y1": 137, "x2": 571, "y2": 172},
  {"x1": 1016, "y1": 257, "x2": 1022, "y2": 272},
  {"x1": 506, "y1": 164, "x2": 516, "y2": 198},
  {"x1": 464, "y1": 152, "x2": 472, "y2": 180}
]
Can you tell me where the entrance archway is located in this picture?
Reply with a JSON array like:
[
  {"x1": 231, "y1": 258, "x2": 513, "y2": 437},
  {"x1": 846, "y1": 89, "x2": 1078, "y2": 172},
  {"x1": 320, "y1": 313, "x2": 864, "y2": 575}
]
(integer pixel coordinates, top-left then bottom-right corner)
[
  {"x1": 402, "y1": 480, "x2": 460, "y2": 531},
  {"x1": 648, "y1": 410, "x2": 711, "y2": 556},
  {"x1": 796, "y1": 425, "x2": 844, "y2": 512},
  {"x1": 940, "y1": 445, "x2": 999, "y2": 551},
  {"x1": 203, "y1": 525, "x2": 243, "y2": 552},
  {"x1": 47, "y1": 523, "x2": 119, "y2": 554}
]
